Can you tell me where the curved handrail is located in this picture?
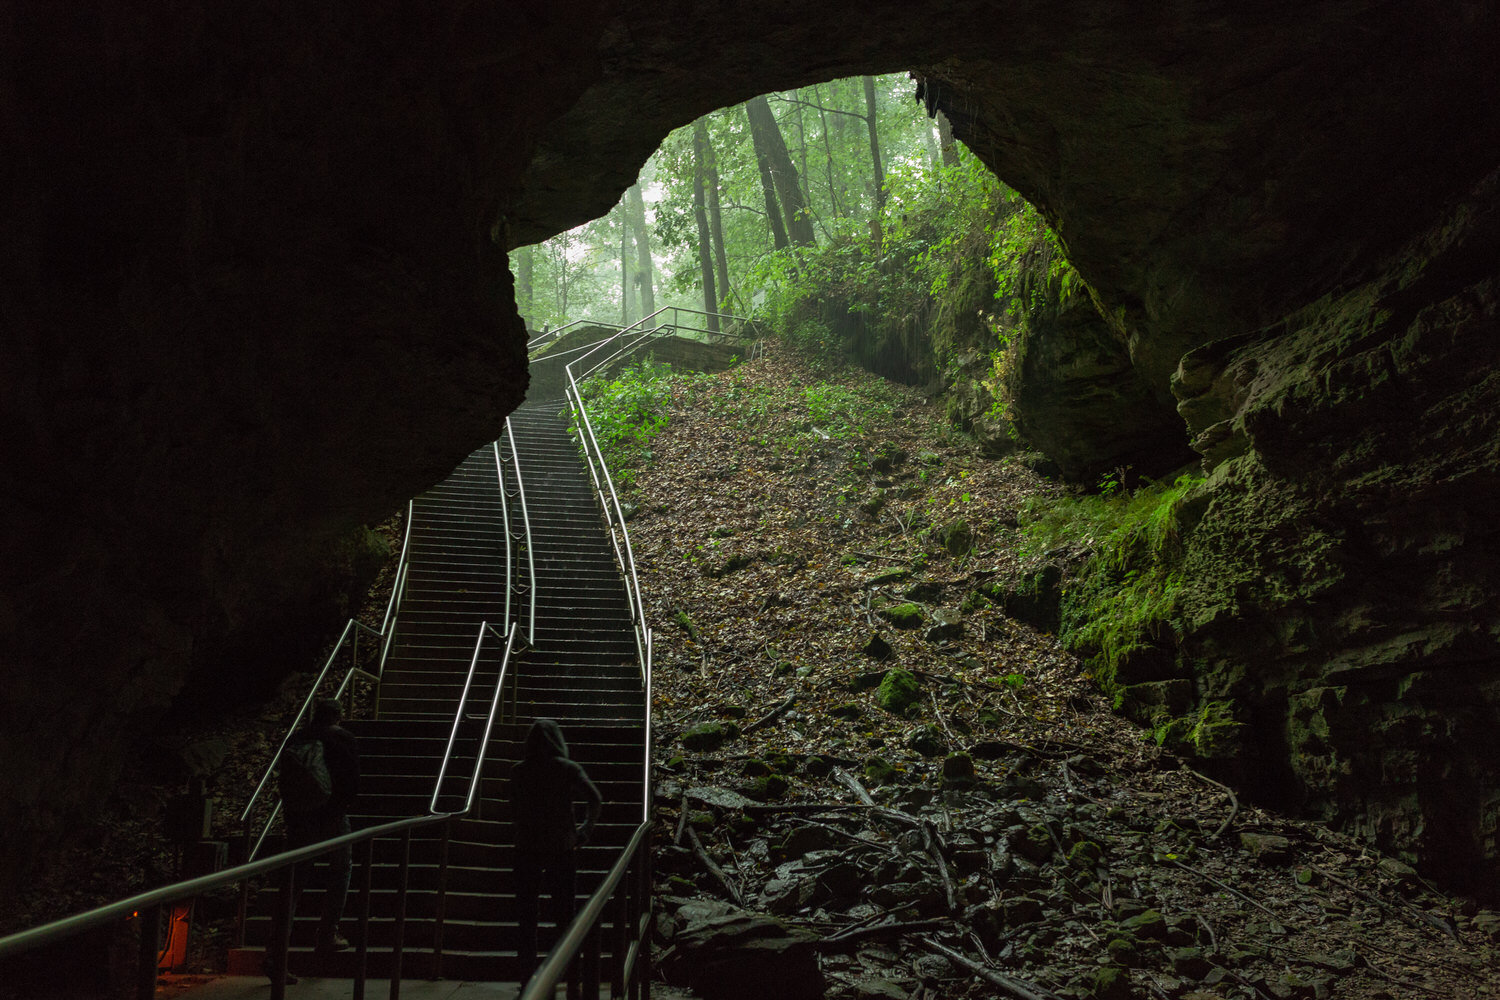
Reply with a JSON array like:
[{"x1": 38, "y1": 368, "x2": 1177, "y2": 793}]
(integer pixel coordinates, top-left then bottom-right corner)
[
  {"x1": 527, "y1": 318, "x2": 623, "y2": 354},
  {"x1": 0, "y1": 620, "x2": 521, "y2": 966},
  {"x1": 501, "y1": 418, "x2": 537, "y2": 642},
  {"x1": 519, "y1": 821, "x2": 652, "y2": 1000},
  {"x1": 565, "y1": 378, "x2": 651, "y2": 673}
]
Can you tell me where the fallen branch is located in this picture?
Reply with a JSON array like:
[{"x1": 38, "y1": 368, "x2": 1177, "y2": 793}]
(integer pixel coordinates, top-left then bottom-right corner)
[
  {"x1": 685, "y1": 824, "x2": 744, "y2": 906},
  {"x1": 1183, "y1": 766, "x2": 1239, "y2": 840},
  {"x1": 921, "y1": 820, "x2": 957, "y2": 913},
  {"x1": 830, "y1": 766, "x2": 924, "y2": 827},
  {"x1": 1309, "y1": 865, "x2": 1453, "y2": 939},
  {"x1": 916, "y1": 936, "x2": 1060, "y2": 1000},
  {"x1": 674, "y1": 793, "x2": 689, "y2": 847},
  {"x1": 788, "y1": 816, "x2": 897, "y2": 854},
  {"x1": 831, "y1": 765, "x2": 876, "y2": 805},
  {"x1": 1169, "y1": 859, "x2": 1287, "y2": 924},
  {"x1": 744, "y1": 694, "x2": 797, "y2": 735},
  {"x1": 818, "y1": 917, "x2": 952, "y2": 948}
]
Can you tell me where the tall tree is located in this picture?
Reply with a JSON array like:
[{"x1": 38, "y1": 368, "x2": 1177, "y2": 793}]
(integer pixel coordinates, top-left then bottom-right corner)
[
  {"x1": 625, "y1": 183, "x2": 656, "y2": 318},
  {"x1": 691, "y1": 118, "x2": 720, "y2": 333},
  {"x1": 514, "y1": 245, "x2": 535, "y2": 330},
  {"x1": 862, "y1": 76, "x2": 887, "y2": 210},
  {"x1": 703, "y1": 125, "x2": 732, "y2": 309},
  {"x1": 746, "y1": 101, "x2": 790, "y2": 251},
  {"x1": 745, "y1": 95, "x2": 816, "y2": 248},
  {"x1": 619, "y1": 209, "x2": 631, "y2": 325},
  {"x1": 936, "y1": 110, "x2": 961, "y2": 168}
]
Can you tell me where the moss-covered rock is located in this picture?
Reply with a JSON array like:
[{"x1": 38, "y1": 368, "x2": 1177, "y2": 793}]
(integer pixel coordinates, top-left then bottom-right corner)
[
  {"x1": 681, "y1": 721, "x2": 742, "y2": 752},
  {"x1": 876, "y1": 668, "x2": 921, "y2": 714},
  {"x1": 940, "y1": 752, "x2": 977, "y2": 788},
  {"x1": 864, "y1": 757, "x2": 898, "y2": 786},
  {"x1": 877, "y1": 602, "x2": 925, "y2": 630}
]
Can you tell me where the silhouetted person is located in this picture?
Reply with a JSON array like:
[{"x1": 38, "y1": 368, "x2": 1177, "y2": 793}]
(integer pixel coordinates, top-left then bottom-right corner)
[
  {"x1": 510, "y1": 718, "x2": 603, "y2": 990},
  {"x1": 267, "y1": 698, "x2": 359, "y2": 982}
]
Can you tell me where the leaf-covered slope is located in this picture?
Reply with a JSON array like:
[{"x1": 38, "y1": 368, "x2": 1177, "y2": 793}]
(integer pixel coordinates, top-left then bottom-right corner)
[{"x1": 619, "y1": 346, "x2": 1500, "y2": 1000}]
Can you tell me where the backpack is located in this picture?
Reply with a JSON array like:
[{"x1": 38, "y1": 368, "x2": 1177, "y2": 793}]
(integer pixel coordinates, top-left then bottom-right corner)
[{"x1": 279, "y1": 736, "x2": 333, "y2": 812}]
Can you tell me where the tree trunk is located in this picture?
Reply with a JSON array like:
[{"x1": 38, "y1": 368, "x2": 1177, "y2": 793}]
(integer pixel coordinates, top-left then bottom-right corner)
[
  {"x1": 746, "y1": 95, "x2": 816, "y2": 248},
  {"x1": 514, "y1": 245, "x2": 534, "y2": 330},
  {"x1": 936, "y1": 110, "x2": 960, "y2": 168},
  {"x1": 922, "y1": 121, "x2": 941, "y2": 170},
  {"x1": 812, "y1": 84, "x2": 844, "y2": 219},
  {"x1": 625, "y1": 183, "x2": 656, "y2": 318},
  {"x1": 691, "y1": 118, "x2": 720, "y2": 334},
  {"x1": 703, "y1": 126, "x2": 732, "y2": 310},
  {"x1": 745, "y1": 102, "x2": 790, "y2": 252},
  {"x1": 862, "y1": 76, "x2": 886, "y2": 210},
  {"x1": 620, "y1": 210, "x2": 631, "y2": 326}
]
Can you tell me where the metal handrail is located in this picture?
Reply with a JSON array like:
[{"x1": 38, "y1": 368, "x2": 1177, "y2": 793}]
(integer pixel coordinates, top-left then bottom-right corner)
[
  {"x1": 0, "y1": 621, "x2": 520, "y2": 990},
  {"x1": 428, "y1": 622, "x2": 516, "y2": 814},
  {"x1": 240, "y1": 499, "x2": 416, "y2": 842},
  {"x1": 501, "y1": 418, "x2": 537, "y2": 642},
  {"x1": 2, "y1": 426, "x2": 538, "y2": 996},
  {"x1": 519, "y1": 821, "x2": 653, "y2": 1000},
  {"x1": 528, "y1": 318, "x2": 623, "y2": 353},
  {"x1": 566, "y1": 381, "x2": 651, "y2": 673},
  {"x1": 568, "y1": 304, "x2": 758, "y2": 384}
]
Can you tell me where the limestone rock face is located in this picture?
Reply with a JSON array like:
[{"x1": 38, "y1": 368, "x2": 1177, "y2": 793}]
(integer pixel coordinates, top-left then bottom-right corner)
[
  {"x1": 1006, "y1": 291, "x2": 1196, "y2": 482},
  {"x1": 1168, "y1": 167, "x2": 1500, "y2": 885},
  {"x1": 2, "y1": 0, "x2": 1499, "y2": 900}
]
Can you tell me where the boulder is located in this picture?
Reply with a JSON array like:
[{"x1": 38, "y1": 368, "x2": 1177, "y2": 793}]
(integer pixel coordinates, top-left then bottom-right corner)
[{"x1": 665, "y1": 901, "x2": 826, "y2": 1000}]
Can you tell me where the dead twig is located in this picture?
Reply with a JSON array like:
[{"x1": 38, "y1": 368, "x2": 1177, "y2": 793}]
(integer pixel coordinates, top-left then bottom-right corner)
[
  {"x1": 818, "y1": 917, "x2": 952, "y2": 947},
  {"x1": 674, "y1": 793, "x2": 689, "y2": 847},
  {"x1": 916, "y1": 935, "x2": 1060, "y2": 1000},
  {"x1": 921, "y1": 820, "x2": 957, "y2": 913},
  {"x1": 1309, "y1": 864, "x2": 1451, "y2": 939},
  {"x1": 685, "y1": 824, "x2": 744, "y2": 906},
  {"x1": 929, "y1": 689, "x2": 958, "y2": 745},
  {"x1": 1169, "y1": 859, "x2": 1287, "y2": 924},
  {"x1": 1183, "y1": 766, "x2": 1239, "y2": 840},
  {"x1": 744, "y1": 694, "x2": 797, "y2": 734},
  {"x1": 788, "y1": 816, "x2": 897, "y2": 854},
  {"x1": 831, "y1": 765, "x2": 876, "y2": 805}
]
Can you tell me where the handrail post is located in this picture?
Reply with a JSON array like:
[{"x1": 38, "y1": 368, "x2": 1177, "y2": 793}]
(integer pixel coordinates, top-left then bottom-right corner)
[
  {"x1": 431, "y1": 818, "x2": 452, "y2": 980},
  {"x1": 389, "y1": 829, "x2": 411, "y2": 1000},
  {"x1": 353, "y1": 839, "x2": 373, "y2": 1000},
  {"x1": 583, "y1": 924, "x2": 602, "y2": 1000},
  {"x1": 136, "y1": 903, "x2": 160, "y2": 1000},
  {"x1": 234, "y1": 830, "x2": 251, "y2": 947},
  {"x1": 269, "y1": 864, "x2": 295, "y2": 1000},
  {"x1": 611, "y1": 886, "x2": 628, "y2": 997}
]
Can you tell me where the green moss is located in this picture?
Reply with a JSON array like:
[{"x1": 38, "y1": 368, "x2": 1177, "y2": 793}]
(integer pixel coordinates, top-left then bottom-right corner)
[
  {"x1": 877, "y1": 602, "x2": 925, "y2": 629},
  {"x1": 876, "y1": 667, "x2": 921, "y2": 714},
  {"x1": 1018, "y1": 473, "x2": 1203, "y2": 703},
  {"x1": 680, "y1": 721, "x2": 741, "y2": 751},
  {"x1": 864, "y1": 757, "x2": 898, "y2": 785}
]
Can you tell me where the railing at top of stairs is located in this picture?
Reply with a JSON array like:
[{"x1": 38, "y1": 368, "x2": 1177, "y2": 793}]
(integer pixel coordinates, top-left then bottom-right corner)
[{"x1": 513, "y1": 305, "x2": 755, "y2": 1000}]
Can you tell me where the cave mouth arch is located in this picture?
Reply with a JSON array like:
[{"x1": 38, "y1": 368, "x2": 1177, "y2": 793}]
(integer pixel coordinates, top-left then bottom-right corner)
[{"x1": 3, "y1": 0, "x2": 1499, "y2": 905}]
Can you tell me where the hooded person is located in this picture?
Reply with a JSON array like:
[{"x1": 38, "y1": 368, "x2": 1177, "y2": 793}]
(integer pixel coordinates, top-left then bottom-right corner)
[{"x1": 509, "y1": 718, "x2": 603, "y2": 987}]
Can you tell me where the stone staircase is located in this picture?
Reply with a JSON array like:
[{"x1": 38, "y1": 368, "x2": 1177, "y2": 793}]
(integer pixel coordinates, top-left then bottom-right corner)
[{"x1": 231, "y1": 403, "x2": 647, "y2": 981}]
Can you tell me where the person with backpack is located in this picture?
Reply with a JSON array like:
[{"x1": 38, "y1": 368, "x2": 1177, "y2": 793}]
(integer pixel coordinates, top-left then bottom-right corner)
[
  {"x1": 509, "y1": 718, "x2": 602, "y2": 994},
  {"x1": 267, "y1": 698, "x2": 359, "y2": 982}
]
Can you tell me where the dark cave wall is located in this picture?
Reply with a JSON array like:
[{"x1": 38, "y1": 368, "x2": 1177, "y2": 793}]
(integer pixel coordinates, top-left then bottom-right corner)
[{"x1": 2, "y1": 0, "x2": 1499, "y2": 898}]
